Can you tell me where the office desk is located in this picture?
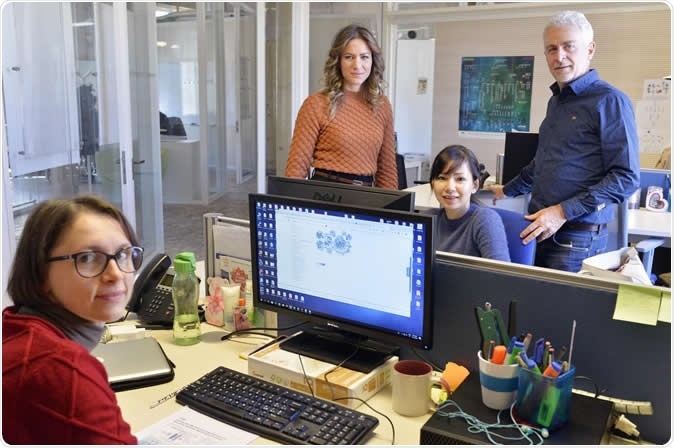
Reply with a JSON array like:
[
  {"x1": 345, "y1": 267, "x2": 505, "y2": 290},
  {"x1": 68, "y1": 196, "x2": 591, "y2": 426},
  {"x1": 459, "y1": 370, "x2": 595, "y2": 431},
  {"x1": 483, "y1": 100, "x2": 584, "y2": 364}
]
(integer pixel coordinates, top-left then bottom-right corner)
[
  {"x1": 405, "y1": 183, "x2": 528, "y2": 214},
  {"x1": 114, "y1": 324, "x2": 430, "y2": 445},
  {"x1": 627, "y1": 208, "x2": 671, "y2": 247},
  {"x1": 406, "y1": 185, "x2": 673, "y2": 248}
]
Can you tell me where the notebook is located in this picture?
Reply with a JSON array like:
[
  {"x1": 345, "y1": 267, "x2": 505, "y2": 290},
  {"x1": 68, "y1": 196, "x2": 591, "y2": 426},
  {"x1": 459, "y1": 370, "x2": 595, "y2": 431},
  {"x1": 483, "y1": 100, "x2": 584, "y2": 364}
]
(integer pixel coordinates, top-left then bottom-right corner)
[{"x1": 92, "y1": 337, "x2": 175, "y2": 392}]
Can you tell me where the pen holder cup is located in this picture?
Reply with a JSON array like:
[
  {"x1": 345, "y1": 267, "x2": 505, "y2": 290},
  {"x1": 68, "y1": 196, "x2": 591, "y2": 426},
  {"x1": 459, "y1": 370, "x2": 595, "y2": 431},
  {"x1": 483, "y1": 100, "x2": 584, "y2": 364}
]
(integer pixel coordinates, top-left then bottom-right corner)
[
  {"x1": 514, "y1": 365, "x2": 576, "y2": 431},
  {"x1": 477, "y1": 350, "x2": 520, "y2": 410}
]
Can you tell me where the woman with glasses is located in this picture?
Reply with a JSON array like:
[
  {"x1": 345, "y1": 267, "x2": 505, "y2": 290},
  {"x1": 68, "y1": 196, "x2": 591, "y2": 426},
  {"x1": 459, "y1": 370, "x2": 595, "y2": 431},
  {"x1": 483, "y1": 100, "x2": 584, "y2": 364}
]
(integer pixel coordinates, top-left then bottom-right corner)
[{"x1": 3, "y1": 195, "x2": 143, "y2": 444}]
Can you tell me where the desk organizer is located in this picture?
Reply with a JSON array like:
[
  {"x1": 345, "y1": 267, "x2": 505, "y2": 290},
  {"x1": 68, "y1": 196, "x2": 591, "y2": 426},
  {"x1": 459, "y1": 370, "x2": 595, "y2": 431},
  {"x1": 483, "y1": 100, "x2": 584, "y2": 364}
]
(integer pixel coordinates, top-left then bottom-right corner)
[{"x1": 514, "y1": 365, "x2": 576, "y2": 431}]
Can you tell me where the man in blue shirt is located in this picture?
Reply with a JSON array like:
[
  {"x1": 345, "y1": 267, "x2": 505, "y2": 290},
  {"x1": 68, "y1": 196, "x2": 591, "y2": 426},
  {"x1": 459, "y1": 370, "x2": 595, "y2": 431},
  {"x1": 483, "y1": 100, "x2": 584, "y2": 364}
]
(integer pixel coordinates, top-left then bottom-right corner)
[{"x1": 488, "y1": 10, "x2": 639, "y2": 273}]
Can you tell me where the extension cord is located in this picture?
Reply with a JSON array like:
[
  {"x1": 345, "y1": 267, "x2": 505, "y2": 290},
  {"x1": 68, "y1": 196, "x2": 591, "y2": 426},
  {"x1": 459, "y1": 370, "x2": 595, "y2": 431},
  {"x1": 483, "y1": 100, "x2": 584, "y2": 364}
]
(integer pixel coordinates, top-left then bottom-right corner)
[{"x1": 572, "y1": 388, "x2": 653, "y2": 415}]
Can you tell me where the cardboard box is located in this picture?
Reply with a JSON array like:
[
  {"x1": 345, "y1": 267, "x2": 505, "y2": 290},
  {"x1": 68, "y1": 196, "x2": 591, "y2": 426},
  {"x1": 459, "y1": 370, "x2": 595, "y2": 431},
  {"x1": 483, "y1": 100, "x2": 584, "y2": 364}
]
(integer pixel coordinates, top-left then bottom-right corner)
[{"x1": 247, "y1": 334, "x2": 396, "y2": 409}]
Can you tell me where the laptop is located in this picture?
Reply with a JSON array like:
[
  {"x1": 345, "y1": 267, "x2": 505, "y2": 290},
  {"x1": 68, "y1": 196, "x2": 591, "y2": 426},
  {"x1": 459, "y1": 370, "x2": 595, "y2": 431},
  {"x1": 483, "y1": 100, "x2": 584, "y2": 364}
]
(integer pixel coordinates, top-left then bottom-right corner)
[{"x1": 92, "y1": 337, "x2": 175, "y2": 392}]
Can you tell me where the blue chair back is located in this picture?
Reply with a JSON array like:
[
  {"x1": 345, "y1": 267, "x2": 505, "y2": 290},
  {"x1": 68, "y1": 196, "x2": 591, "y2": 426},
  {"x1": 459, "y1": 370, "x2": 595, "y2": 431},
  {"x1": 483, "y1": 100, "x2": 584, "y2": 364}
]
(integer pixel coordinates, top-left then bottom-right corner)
[{"x1": 492, "y1": 207, "x2": 536, "y2": 265}]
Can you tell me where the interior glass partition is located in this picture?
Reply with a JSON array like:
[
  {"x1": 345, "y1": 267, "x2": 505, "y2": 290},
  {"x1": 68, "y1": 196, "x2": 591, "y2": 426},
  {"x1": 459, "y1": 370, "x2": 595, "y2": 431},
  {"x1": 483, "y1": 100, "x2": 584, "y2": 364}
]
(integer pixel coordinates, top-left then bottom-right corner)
[
  {"x1": 156, "y1": 2, "x2": 257, "y2": 204},
  {"x1": 2, "y1": 2, "x2": 164, "y2": 262},
  {"x1": 126, "y1": 2, "x2": 164, "y2": 257}
]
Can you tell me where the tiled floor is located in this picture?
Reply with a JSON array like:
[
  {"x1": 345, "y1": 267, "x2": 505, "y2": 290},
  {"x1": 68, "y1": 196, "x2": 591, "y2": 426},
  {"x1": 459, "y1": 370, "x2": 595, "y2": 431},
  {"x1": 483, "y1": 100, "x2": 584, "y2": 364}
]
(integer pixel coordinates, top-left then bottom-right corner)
[{"x1": 162, "y1": 178, "x2": 256, "y2": 262}]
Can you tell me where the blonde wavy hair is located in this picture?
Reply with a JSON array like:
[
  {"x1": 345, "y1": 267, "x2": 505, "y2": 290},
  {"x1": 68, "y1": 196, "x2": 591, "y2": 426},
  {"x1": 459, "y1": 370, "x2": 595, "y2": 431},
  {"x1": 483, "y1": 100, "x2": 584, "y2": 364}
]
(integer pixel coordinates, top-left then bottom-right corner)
[{"x1": 321, "y1": 24, "x2": 386, "y2": 120}]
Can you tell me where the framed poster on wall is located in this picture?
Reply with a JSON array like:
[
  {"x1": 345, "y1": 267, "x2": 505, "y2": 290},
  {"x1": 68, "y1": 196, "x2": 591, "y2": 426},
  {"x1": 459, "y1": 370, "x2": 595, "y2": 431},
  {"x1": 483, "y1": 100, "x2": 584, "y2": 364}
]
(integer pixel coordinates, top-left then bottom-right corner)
[{"x1": 458, "y1": 56, "x2": 534, "y2": 136}]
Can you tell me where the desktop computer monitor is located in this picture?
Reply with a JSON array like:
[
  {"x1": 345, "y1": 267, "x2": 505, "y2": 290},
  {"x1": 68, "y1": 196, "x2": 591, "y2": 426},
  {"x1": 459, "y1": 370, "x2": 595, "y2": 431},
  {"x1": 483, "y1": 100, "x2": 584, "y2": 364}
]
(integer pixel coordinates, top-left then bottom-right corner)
[
  {"x1": 249, "y1": 193, "x2": 435, "y2": 372},
  {"x1": 266, "y1": 175, "x2": 416, "y2": 212},
  {"x1": 502, "y1": 132, "x2": 538, "y2": 185}
]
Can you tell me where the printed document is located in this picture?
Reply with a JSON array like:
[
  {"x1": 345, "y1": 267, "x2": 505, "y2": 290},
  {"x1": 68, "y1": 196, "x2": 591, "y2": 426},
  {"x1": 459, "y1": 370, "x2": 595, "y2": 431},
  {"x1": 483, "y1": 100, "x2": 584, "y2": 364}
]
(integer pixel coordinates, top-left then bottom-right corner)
[{"x1": 137, "y1": 406, "x2": 257, "y2": 445}]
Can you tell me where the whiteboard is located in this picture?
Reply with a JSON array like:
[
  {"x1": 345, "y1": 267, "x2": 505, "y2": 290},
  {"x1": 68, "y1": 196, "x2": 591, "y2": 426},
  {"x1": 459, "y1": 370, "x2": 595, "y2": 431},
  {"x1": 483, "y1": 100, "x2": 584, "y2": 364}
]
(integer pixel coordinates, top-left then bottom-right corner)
[{"x1": 393, "y1": 39, "x2": 435, "y2": 157}]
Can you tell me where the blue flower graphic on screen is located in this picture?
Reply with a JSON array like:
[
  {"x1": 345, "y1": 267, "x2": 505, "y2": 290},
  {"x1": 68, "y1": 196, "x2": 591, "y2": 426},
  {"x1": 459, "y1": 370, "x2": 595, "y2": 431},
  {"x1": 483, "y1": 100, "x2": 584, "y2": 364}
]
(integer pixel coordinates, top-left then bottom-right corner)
[{"x1": 316, "y1": 230, "x2": 352, "y2": 254}]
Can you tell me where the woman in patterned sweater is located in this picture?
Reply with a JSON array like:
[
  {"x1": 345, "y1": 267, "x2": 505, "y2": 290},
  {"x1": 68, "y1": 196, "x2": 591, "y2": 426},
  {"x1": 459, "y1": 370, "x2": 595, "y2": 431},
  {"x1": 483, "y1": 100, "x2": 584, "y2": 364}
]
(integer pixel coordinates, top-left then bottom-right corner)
[
  {"x1": 285, "y1": 24, "x2": 398, "y2": 190},
  {"x1": 3, "y1": 195, "x2": 141, "y2": 444}
]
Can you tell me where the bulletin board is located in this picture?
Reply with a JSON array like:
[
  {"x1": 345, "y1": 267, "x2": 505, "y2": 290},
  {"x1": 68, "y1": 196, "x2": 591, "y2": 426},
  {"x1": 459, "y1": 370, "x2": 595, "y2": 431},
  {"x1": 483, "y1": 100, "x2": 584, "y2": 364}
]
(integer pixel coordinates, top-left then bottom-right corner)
[{"x1": 458, "y1": 56, "x2": 534, "y2": 135}]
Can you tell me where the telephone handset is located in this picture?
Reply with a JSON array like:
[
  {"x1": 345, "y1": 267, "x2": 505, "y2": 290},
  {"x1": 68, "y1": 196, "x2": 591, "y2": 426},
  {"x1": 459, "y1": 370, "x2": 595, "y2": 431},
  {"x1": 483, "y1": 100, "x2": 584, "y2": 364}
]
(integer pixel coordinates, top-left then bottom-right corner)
[{"x1": 127, "y1": 253, "x2": 175, "y2": 327}]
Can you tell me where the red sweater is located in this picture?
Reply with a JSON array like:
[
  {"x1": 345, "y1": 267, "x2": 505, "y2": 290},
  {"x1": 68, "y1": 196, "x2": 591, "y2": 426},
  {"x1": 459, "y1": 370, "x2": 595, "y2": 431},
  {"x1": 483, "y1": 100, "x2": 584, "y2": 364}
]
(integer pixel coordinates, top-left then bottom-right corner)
[
  {"x1": 2, "y1": 307, "x2": 137, "y2": 444},
  {"x1": 285, "y1": 91, "x2": 398, "y2": 189}
]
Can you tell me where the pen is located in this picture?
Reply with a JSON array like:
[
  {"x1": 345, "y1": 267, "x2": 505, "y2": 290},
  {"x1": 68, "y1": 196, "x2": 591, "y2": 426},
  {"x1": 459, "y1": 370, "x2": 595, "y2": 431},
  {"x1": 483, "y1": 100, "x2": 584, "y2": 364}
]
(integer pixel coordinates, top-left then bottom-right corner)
[
  {"x1": 507, "y1": 341, "x2": 524, "y2": 365},
  {"x1": 515, "y1": 352, "x2": 529, "y2": 369},
  {"x1": 542, "y1": 361, "x2": 562, "y2": 378},
  {"x1": 491, "y1": 345, "x2": 507, "y2": 364},
  {"x1": 487, "y1": 340, "x2": 495, "y2": 360},
  {"x1": 149, "y1": 386, "x2": 185, "y2": 409},
  {"x1": 248, "y1": 334, "x2": 287, "y2": 357},
  {"x1": 521, "y1": 353, "x2": 541, "y2": 374},
  {"x1": 533, "y1": 338, "x2": 545, "y2": 366},
  {"x1": 561, "y1": 361, "x2": 569, "y2": 373},
  {"x1": 542, "y1": 341, "x2": 551, "y2": 368},
  {"x1": 557, "y1": 345, "x2": 567, "y2": 361},
  {"x1": 537, "y1": 384, "x2": 561, "y2": 427},
  {"x1": 567, "y1": 320, "x2": 576, "y2": 370},
  {"x1": 507, "y1": 336, "x2": 517, "y2": 354},
  {"x1": 522, "y1": 333, "x2": 533, "y2": 354}
]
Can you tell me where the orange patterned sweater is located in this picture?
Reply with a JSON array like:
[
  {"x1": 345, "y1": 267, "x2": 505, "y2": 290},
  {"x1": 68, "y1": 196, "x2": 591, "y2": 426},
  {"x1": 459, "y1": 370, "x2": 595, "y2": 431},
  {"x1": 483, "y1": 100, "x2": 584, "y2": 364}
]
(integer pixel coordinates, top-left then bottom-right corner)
[{"x1": 284, "y1": 91, "x2": 398, "y2": 190}]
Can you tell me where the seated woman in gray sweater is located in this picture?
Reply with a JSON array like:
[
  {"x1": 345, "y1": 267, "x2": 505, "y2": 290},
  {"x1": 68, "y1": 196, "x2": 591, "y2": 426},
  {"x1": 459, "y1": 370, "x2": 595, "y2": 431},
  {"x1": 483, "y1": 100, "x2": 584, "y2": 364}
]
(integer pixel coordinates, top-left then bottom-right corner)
[{"x1": 430, "y1": 145, "x2": 510, "y2": 262}]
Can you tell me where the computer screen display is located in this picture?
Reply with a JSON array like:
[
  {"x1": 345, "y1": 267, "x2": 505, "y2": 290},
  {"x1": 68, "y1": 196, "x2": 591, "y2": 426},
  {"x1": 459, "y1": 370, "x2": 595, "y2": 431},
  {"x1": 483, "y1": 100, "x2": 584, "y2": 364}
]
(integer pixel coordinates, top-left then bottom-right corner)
[
  {"x1": 266, "y1": 175, "x2": 416, "y2": 212},
  {"x1": 502, "y1": 132, "x2": 538, "y2": 185},
  {"x1": 249, "y1": 193, "x2": 434, "y2": 370}
]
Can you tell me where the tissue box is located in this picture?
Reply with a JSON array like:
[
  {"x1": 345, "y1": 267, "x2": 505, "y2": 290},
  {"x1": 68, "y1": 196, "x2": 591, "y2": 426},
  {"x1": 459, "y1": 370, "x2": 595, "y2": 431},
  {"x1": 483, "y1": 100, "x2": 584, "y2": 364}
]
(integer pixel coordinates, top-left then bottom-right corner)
[{"x1": 247, "y1": 334, "x2": 396, "y2": 409}]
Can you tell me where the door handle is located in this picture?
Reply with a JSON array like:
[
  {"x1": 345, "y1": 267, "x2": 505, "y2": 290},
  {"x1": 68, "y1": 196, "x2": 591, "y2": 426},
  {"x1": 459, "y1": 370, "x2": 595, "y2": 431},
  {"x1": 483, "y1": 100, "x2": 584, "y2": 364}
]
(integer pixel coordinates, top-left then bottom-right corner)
[{"x1": 133, "y1": 159, "x2": 146, "y2": 165}]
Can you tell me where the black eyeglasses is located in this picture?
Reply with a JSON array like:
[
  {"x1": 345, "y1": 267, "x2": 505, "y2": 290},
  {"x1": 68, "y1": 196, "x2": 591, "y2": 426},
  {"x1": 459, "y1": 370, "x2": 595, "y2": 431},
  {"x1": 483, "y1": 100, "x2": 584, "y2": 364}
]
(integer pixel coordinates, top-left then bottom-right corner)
[{"x1": 47, "y1": 246, "x2": 144, "y2": 278}]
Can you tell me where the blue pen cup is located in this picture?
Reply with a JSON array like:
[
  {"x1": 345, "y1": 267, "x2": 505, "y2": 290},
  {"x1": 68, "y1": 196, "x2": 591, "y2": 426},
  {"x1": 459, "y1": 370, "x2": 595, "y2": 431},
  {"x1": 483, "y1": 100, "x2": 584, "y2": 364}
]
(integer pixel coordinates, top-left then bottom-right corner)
[{"x1": 514, "y1": 365, "x2": 576, "y2": 431}]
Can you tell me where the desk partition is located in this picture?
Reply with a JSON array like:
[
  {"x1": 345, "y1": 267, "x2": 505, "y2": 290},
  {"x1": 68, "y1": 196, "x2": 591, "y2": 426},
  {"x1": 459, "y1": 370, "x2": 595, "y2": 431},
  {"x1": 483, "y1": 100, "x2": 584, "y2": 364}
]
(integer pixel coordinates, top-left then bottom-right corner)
[
  {"x1": 203, "y1": 211, "x2": 670, "y2": 443},
  {"x1": 277, "y1": 253, "x2": 671, "y2": 444}
]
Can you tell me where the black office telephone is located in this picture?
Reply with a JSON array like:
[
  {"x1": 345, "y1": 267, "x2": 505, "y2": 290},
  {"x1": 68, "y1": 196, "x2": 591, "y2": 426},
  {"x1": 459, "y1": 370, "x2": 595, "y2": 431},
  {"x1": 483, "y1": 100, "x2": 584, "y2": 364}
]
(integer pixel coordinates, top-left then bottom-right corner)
[{"x1": 127, "y1": 253, "x2": 175, "y2": 327}]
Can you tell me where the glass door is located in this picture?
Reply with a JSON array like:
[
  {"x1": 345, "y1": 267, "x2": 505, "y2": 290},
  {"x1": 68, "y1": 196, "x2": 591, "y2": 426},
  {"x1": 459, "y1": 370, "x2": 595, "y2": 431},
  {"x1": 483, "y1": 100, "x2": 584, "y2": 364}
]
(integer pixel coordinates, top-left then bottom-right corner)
[
  {"x1": 2, "y1": 2, "x2": 164, "y2": 302},
  {"x1": 235, "y1": 3, "x2": 257, "y2": 186},
  {"x1": 126, "y1": 2, "x2": 164, "y2": 257},
  {"x1": 192, "y1": 2, "x2": 257, "y2": 198},
  {"x1": 2, "y1": 2, "x2": 122, "y2": 236},
  {"x1": 93, "y1": 2, "x2": 163, "y2": 257}
]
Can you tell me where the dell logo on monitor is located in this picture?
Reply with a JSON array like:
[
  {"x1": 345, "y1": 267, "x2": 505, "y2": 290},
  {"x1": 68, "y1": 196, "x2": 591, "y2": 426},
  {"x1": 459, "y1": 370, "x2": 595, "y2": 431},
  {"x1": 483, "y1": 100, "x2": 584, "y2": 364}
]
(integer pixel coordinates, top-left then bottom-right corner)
[{"x1": 313, "y1": 192, "x2": 343, "y2": 203}]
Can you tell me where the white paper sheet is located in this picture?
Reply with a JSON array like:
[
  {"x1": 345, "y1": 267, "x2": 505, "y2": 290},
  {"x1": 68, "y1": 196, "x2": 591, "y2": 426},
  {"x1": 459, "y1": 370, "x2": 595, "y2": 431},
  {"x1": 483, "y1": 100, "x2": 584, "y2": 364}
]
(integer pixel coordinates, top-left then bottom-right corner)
[{"x1": 137, "y1": 406, "x2": 258, "y2": 445}]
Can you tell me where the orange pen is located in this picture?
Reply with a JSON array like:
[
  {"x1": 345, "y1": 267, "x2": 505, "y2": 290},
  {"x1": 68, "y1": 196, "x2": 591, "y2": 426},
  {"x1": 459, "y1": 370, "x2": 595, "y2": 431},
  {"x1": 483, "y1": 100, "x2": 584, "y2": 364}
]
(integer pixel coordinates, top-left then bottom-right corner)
[
  {"x1": 543, "y1": 361, "x2": 562, "y2": 378},
  {"x1": 491, "y1": 345, "x2": 507, "y2": 364}
]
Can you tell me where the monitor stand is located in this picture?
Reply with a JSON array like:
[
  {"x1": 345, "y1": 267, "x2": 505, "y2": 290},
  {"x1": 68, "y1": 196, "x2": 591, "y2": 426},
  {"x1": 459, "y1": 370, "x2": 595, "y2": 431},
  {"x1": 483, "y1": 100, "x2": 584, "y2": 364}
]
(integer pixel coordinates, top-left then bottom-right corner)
[{"x1": 279, "y1": 327, "x2": 399, "y2": 374}]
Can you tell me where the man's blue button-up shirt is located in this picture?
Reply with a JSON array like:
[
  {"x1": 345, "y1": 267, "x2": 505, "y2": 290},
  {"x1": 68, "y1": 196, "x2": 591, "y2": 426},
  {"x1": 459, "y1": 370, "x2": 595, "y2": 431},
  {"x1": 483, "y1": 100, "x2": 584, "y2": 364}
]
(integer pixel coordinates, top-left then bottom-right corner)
[{"x1": 504, "y1": 69, "x2": 640, "y2": 224}]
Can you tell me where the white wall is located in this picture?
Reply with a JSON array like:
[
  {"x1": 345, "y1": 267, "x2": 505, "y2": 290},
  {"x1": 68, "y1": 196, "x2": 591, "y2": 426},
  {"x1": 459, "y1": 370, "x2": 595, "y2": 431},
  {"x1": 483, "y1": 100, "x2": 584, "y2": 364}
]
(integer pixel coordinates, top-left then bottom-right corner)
[{"x1": 427, "y1": 4, "x2": 671, "y2": 174}]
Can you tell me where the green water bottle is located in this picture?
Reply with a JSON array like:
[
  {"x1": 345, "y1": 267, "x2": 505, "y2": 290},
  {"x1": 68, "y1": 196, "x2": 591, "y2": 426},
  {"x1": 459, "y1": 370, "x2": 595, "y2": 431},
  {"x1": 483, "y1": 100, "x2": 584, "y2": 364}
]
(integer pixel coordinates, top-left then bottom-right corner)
[{"x1": 171, "y1": 252, "x2": 201, "y2": 345}]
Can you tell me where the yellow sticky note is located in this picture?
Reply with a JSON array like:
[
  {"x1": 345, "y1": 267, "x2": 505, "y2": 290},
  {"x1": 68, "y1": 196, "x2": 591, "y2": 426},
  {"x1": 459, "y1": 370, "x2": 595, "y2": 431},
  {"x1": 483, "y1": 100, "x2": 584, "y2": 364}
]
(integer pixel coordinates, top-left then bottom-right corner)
[
  {"x1": 658, "y1": 290, "x2": 671, "y2": 323},
  {"x1": 613, "y1": 284, "x2": 661, "y2": 326}
]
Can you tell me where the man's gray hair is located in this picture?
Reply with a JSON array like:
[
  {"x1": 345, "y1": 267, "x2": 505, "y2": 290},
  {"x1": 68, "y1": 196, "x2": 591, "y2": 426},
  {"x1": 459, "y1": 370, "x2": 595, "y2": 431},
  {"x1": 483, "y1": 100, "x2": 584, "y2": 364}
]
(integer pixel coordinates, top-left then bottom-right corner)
[{"x1": 544, "y1": 11, "x2": 594, "y2": 44}]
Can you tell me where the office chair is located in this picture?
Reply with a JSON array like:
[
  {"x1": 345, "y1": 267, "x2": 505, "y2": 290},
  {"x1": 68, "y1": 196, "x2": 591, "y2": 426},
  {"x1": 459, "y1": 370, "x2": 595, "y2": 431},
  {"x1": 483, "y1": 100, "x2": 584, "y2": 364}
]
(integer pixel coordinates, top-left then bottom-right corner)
[
  {"x1": 168, "y1": 117, "x2": 187, "y2": 137},
  {"x1": 396, "y1": 153, "x2": 408, "y2": 190},
  {"x1": 611, "y1": 200, "x2": 664, "y2": 284},
  {"x1": 492, "y1": 207, "x2": 536, "y2": 265}
]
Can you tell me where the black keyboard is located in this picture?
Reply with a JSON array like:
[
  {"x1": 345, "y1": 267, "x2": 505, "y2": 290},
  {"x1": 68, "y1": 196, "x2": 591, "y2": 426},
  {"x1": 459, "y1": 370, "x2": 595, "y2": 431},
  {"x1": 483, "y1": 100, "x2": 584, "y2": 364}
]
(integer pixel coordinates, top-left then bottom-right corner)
[{"x1": 176, "y1": 366, "x2": 379, "y2": 445}]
